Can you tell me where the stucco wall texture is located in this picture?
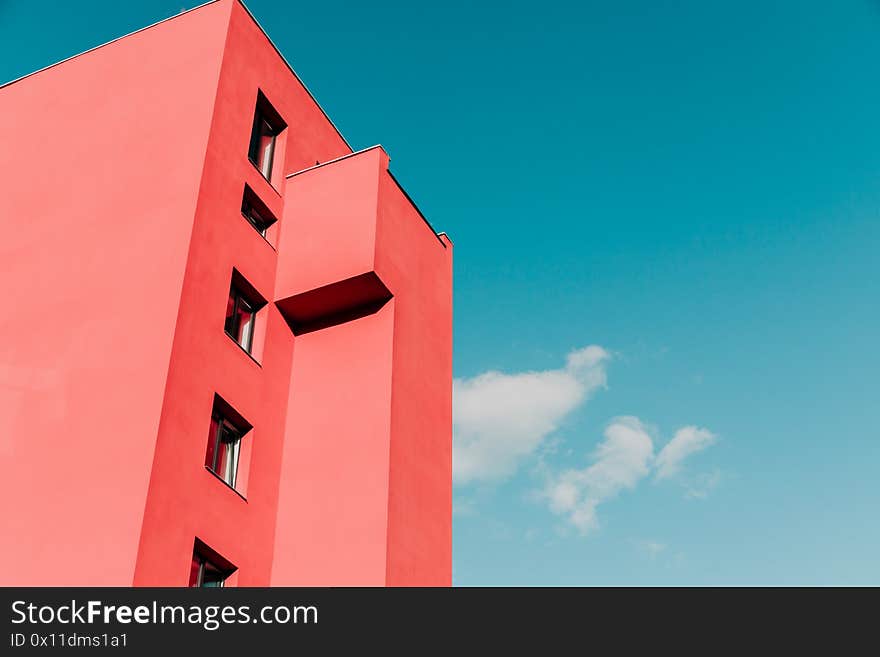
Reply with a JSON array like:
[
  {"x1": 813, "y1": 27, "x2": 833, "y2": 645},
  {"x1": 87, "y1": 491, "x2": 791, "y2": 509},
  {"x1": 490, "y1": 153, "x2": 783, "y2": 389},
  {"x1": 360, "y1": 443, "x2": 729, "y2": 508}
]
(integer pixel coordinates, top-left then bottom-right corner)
[{"x1": 0, "y1": 0, "x2": 452, "y2": 587}]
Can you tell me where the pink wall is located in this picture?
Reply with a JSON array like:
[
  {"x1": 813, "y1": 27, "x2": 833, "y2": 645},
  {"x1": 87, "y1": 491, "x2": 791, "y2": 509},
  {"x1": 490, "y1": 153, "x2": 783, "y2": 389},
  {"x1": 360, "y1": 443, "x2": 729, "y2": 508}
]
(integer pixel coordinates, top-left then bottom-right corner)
[
  {"x1": 0, "y1": 1, "x2": 231, "y2": 585},
  {"x1": 134, "y1": 0, "x2": 351, "y2": 586},
  {"x1": 275, "y1": 149, "x2": 383, "y2": 302},
  {"x1": 0, "y1": 0, "x2": 451, "y2": 586},
  {"x1": 272, "y1": 303, "x2": 395, "y2": 585},
  {"x1": 272, "y1": 147, "x2": 453, "y2": 585},
  {"x1": 377, "y1": 172, "x2": 453, "y2": 586}
]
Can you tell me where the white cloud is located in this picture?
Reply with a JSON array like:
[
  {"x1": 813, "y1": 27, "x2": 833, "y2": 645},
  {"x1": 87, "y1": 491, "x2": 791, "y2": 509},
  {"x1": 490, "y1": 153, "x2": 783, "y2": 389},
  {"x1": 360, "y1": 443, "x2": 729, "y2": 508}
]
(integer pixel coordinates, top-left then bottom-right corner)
[
  {"x1": 684, "y1": 468, "x2": 722, "y2": 499},
  {"x1": 655, "y1": 426, "x2": 717, "y2": 481},
  {"x1": 543, "y1": 418, "x2": 720, "y2": 534},
  {"x1": 636, "y1": 539, "x2": 667, "y2": 558},
  {"x1": 453, "y1": 344, "x2": 720, "y2": 531},
  {"x1": 452, "y1": 346, "x2": 610, "y2": 485},
  {"x1": 544, "y1": 417, "x2": 654, "y2": 534}
]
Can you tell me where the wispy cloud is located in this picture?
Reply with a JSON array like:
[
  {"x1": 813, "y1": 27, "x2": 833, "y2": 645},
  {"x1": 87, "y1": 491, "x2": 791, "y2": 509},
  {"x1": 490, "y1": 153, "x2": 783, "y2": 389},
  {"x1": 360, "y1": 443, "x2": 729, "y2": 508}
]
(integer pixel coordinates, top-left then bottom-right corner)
[
  {"x1": 543, "y1": 416, "x2": 654, "y2": 534},
  {"x1": 683, "y1": 468, "x2": 722, "y2": 500},
  {"x1": 543, "y1": 417, "x2": 718, "y2": 534},
  {"x1": 454, "y1": 344, "x2": 720, "y2": 533},
  {"x1": 452, "y1": 346, "x2": 610, "y2": 484},
  {"x1": 635, "y1": 539, "x2": 667, "y2": 559},
  {"x1": 655, "y1": 426, "x2": 717, "y2": 481}
]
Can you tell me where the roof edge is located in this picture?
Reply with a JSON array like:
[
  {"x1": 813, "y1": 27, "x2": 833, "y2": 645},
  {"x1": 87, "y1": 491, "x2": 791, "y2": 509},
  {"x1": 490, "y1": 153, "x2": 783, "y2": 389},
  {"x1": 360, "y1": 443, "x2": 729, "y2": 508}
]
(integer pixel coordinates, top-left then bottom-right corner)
[
  {"x1": 0, "y1": 0, "x2": 354, "y2": 153},
  {"x1": 0, "y1": 0, "x2": 222, "y2": 90},
  {"x1": 286, "y1": 145, "x2": 384, "y2": 179},
  {"x1": 287, "y1": 145, "x2": 448, "y2": 249},
  {"x1": 236, "y1": 0, "x2": 352, "y2": 151}
]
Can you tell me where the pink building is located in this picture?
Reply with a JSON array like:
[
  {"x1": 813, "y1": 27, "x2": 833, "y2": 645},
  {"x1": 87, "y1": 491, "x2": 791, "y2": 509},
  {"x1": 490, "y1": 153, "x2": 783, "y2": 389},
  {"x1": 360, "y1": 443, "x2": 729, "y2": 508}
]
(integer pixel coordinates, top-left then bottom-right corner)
[{"x1": 0, "y1": 0, "x2": 452, "y2": 586}]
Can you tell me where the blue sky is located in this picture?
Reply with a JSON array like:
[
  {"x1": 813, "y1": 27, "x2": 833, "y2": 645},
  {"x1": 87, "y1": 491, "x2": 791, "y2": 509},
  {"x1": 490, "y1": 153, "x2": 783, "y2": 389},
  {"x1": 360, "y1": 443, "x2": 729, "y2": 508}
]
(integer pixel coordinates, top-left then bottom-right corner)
[{"x1": 3, "y1": 0, "x2": 878, "y2": 585}]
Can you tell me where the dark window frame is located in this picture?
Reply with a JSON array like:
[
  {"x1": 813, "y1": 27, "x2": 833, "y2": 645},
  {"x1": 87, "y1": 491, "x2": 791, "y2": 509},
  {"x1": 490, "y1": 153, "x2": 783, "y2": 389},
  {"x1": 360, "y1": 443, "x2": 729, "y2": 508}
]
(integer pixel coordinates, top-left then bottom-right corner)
[
  {"x1": 224, "y1": 287, "x2": 256, "y2": 354},
  {"x1": 190, "y1": 554, "x2": 227, "y2": 587},
  {"x1": 206, "y1": 412, "x2": 242, "y2": 487},
  {"x1": 223, "y1": 270, "x2": 268, "y2": 359},
  {"x1": 247, "y1": 91, "x2": 286, "y2": 182},
  {"x1": 189, "y1": 540, "x2": 236, "y2": 588},
  {"x1": 241, "y1": 184, "x2": 277, "y2": 239},
  {"x1": 203, "y1": 394, "x2": 252, "y2": 495}
]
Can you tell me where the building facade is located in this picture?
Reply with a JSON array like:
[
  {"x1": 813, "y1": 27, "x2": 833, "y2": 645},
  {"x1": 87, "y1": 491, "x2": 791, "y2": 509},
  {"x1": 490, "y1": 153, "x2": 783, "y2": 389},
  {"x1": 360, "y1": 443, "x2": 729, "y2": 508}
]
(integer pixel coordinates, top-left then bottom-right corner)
[{"x1": 0, "y1": 0, "x2": 452, "y2": 586}]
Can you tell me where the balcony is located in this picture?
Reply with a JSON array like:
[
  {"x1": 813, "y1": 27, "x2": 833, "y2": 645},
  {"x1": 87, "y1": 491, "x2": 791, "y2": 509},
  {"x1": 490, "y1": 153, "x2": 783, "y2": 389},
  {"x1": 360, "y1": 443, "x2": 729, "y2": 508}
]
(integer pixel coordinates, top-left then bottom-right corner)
[{"x1": 274, "y1": 145, "x2": 449, "y2": 333}]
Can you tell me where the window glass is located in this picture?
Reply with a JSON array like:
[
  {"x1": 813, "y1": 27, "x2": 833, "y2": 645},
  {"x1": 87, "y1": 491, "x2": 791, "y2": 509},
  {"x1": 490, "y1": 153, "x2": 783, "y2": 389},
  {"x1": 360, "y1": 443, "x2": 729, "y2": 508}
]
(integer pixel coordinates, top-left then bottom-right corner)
[
  {"x1": 236, "y1": 298, "x2": 254, "y2": 351},
  {"x1": 248, "y1": 109, "x2": 278, "y2": 180},
  {"x1": 206, "y1": 414, "x2": 242, "y2": 488},
  {"x1": 200, "y1": 560, "x2": 227, "y2": 588},
  {"x1": 241, "y1": 186, "x2": 277, "y2": 239},
  {"x1": 188, "y1": 553, "x2": 230, "y2": 588},
  {"x1": 224, "y1": 289, "x2": 255, "y2": 354},
  {"x1": 256, "y1": 119, "x2": 276, "y2": 178}
]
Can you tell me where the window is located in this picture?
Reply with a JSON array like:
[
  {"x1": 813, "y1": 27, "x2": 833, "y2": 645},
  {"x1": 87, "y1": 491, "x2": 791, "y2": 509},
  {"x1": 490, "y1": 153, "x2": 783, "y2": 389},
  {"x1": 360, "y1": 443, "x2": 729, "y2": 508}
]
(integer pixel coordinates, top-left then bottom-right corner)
[
  {"x1": 241, "y1": 184, "x2": 277, "y2": 238},
  {"x1": 189, "y1": 554, "x2": 228, "y2": 587},
  {"x1": 205, "y1": 412, "x2": 242, "y2": 487},
  {"x1": 225, "y1": 286, "x2": 255, "y2": 353},
  {"x1": 204, "y1": 394, "x2": 252, "y2": 493},
  {"x1": 189, "y1": 541, "x2": 235, "y2": 588},
  {"x1": 223, "y1": 271, "x2": 267, "y2": 360},
  {"x1": 248, "y1": 91, "x2": 285, "y2": 181}
]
